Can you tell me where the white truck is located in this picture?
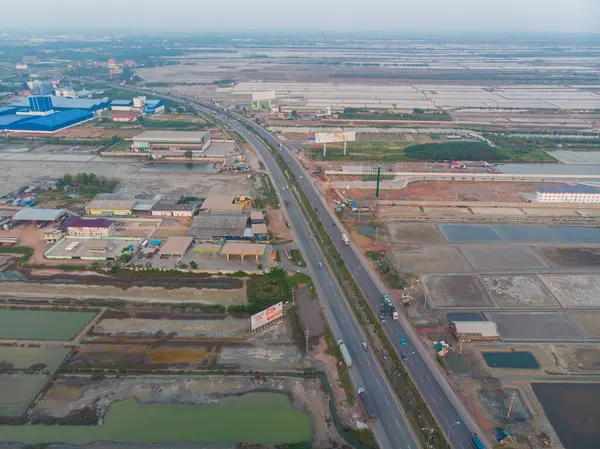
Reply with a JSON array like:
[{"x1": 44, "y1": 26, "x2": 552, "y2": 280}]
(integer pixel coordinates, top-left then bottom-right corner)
[
  {"x1": 337, "y1": 340, "x2": 353, "y2": 367},
  {"x1": 342, "y1": 234, "x2": 349, "y2": 245}
]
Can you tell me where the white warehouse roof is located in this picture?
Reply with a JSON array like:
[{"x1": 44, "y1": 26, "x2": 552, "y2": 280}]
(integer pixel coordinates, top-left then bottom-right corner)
[
  {"x1": 13, "y1": 208, "x2": 67, "y2": 221},
  {"x1": 132, "y1": 131, "x2": 209, "y2": 143}
]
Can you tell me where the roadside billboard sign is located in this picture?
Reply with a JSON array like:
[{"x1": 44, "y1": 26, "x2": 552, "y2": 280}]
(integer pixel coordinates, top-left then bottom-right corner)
[
  {"x1": 314, "y1": 131, "x2": 356, "y2": 144},
  {"x1": 252, "y1": 91, "x2": 276, "y2": 102},
  {"x1": 250, "y1": 302, "x2": 283, "y2": 331}
]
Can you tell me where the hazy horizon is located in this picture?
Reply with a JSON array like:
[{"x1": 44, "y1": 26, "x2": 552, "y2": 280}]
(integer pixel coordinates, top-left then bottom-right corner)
[{"x1": 2, "y1": 0, "x2": 598, "y2": 35}]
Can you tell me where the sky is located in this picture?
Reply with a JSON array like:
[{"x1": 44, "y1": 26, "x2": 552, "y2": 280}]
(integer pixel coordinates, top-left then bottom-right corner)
[{"x1": 3, "y1": 0, "x2": 599, "y2": 34}]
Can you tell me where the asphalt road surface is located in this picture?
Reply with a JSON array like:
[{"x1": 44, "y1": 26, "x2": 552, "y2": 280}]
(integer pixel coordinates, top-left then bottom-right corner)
[
  {"x1": 195, "y1": 106, "x2": 421, "y2": 449},
  {"x1": 101, "y1": 80, "x2": 484, "y2": 449},
  {"x1": 228, "y1": 113, "x2": 486, "y2": 449}
]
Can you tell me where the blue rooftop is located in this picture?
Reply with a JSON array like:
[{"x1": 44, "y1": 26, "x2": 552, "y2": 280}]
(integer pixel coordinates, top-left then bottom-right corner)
[
  {"x1": 6, "y1": 109, "x2": 94, "y2": 132},
  {"x1": 10, "y1": 96, "x2": 109, "y2": 112},
  {"x1": 0, "y1": 107, "x2": 20, "y2": 116},
  {"x1": 0, "y1": 114, "x2": 31, "y2": 127},
  {"x1": 111, "y1": 99, "x2": 134, "y2": 106},
  {"x1": 538, "y1": 185, "x2": 600, "y2": 194}
]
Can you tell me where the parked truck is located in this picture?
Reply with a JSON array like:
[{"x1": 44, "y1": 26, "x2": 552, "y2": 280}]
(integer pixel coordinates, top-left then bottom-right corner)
[
  {"x1": 357, "y1": 388, "x2": 377, "y2": 422},
  {"x1": 342, "y1": 234, "x2": 349, "y2": 245},
  {"x1": 337, "y1": 340, "x2": 353, "y2": 367}
]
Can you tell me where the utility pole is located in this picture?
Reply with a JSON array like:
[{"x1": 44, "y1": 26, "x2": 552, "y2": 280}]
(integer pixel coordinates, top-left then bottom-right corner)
[{"x1": 507, "y1": 392, "x2": 517, "y2": 418}]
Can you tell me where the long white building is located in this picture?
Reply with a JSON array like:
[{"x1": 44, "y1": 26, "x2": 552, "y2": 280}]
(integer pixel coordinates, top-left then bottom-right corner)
[{"x1": 535, "y1": 185, "x2": 600, "y2": 203}]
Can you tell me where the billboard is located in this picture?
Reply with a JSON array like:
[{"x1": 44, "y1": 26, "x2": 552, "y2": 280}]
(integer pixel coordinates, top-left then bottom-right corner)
[
  {"x1": 314, "y1": 131, "x2": 356, "y2": 144},
  {"x1": 252, "y1": 91, "x2": 276, "y2": 102},
  {"x1": 250, "y1": 302, "x2": 283, "y2": 331}
]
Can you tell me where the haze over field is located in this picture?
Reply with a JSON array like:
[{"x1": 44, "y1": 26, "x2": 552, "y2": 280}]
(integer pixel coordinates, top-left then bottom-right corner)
[{"x1": 4, "y1": 0, "x2": 599, "y2": 34}]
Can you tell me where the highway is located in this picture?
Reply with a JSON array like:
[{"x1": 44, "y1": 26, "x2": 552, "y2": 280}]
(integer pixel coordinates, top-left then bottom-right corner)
[
  {"x1": 96, "y1": 81, "x2": 483, "y2": 448},
  {"x1": 190, "y1": 105, "x2": 421, "y2": 449},
  {"x1": 228, "y1": 112, "x2": 485, "y2": 449}
]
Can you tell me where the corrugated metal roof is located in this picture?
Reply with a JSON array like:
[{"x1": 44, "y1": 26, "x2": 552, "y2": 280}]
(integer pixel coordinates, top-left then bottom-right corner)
[
  {"x1": 251, "y1": 223, "x2": 268, "y2": 234},
  {"x1": 7, "y1": 109, "x2": 93, "y2": 132},
  {"x1": 133, "y1": 130, "x2": 210, "y2": 143},
  {"x1": 13, "y1": 208, "x2": 66, "y2": 221},
  {"x1": 86, "y1": 200, "x2": 137, "y2": 211},
  {"x1": 538, "y1": 186, "x2": 600, "y2": 194},
  {"x1": 151, "y1": 203, "x2": 196, "y2": 212},
  {"x1": 0, "y1": 115, "x2": 32, "y2": 127},
  {"x1": 0, "y1": 107, "x2": 20, "y2": 116},
  {"x1": 65, "y1": 217, "x2": 113, "y2": 228},
  {"x1": 221, "y1": 242, "x2": 267, "y2": 256},
  {"x1": 199, "y1": 195, "x2": 243, "y2": 212},
  {"x1": 158, "y1": 236, "x2": 194, "y2": 256},
  {"x1": 110, "y1": 100, "x2": 134, "y2": 106},
  {"x1": 189, "y1": 213, "x2": 248, "y2": 238},
  {"x1": 10, "y1": 96, "x2": 109, "y2": 111},
  {"x1": 452, "y1": 321, "x2": 499, "y2": 337}
]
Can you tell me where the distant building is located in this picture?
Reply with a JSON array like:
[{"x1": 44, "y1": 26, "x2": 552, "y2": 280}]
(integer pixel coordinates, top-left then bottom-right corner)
[
  {"x1": 64, "y1": 217, "x2": 114, "y2": 237},
  {"x1": 111, "y1": 113, "x2": 138, "y2": 122},
  {"x1": 85, "y1": 200, "x2": 136, "y2": 216},
  {"x1": 158, "y1": 236, "x2": 194, "y2": 259},
  {"x1": 189, "y1": 213, "x2": 249, "y2": 242},
  {"x1": 132, "y1": 131, "x2": 211, "y2": 153},
  {"x1": 451, "y1": 321, "x2": 499, "y2": 341},
  {"x1": 535, "y1": 185, "x2": 600, "y2": 204},
  {"x1": 199, "y1": 195, "x2": 245, "y2": 213},
  {"x1": 150, "y1": 203, "x2": 197, "y2": 218}
]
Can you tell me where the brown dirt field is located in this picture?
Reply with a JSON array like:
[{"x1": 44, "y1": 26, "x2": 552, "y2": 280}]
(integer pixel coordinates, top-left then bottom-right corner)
[
  {"x1": 396, "y1": 181, "x2": 570, "y2": 203},
  {"x1": 68, "y1": 344, "x2": 150, "y2": 365},
  {"x1": 266, "y1": 207, "x2": 293, "y2": 242},
  {"x1": 147, "y1": 346, "x2": 217, "y2": 365}
]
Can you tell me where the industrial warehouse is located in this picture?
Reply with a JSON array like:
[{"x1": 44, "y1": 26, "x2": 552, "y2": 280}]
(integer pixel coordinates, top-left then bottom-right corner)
[
  {"x1": 132, "y1": 131, "x2": 212, "y2": 152},
  {"x1": 0, "y1": 92, "x2": 164, "y2": 133}
]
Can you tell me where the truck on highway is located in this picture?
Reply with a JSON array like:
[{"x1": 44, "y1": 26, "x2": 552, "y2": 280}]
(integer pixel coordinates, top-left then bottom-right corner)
[
  {"x1": 357, "y1": 388, "x2": 377, "y2": 422},
  {"x1": 381, "y1": 295, "x2": 399, "y2": 320},
  {"x1": 342, "y1": 234, "x2": 349, "y2": 245},
  {"x1": 472, "y1": 434, "x2": 485, "y2": 449},
  {"x1": 337, "y1": 340, "x2": 353, "y2": 367}
]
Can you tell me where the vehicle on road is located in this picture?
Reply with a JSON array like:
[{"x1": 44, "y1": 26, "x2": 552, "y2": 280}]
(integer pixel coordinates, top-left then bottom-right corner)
[
  {"x1": 401, "y1": 352, "x2": 408, "y2": 361},
  {"x1": 318, "y1": 262, "x2": 323, "y2": 268},
  {"x1": 332, "y1": 222, "x2": 337, "y2": 227},
  {"x1": 342, "y1": 234, "x2": 349, "y2": 245},
  {"x1": 300, "y1": 175, "x2": 303, "y2": 179},
  {"x1": 400, "y1": 338, "x2": 407, "y2": 346},
  {"x1": 337, "y1": 340, "x2": 353, "y2": 367},
  {"x1": 380, "y1": 314, "x2": 386, "y2": 323},
  {"x1": 357, "y1": 388, "x2": 377, "y2": 422},
  {"x1": 472, "y1": 434, "x2": 485, "y2": 449},
  {"x1": 361, "y1": 341, "x2": 368, "y2": 351}
]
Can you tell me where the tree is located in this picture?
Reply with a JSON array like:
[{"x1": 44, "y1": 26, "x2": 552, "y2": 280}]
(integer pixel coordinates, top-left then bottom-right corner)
[
  {"x1": 184, "y1": 150, "x2": 193, "y2": 160},
  {"x1": 189, "y1": 260, "x2": 198, "y2": 269},
  {"x1": 291, "y1": 110, "x2": 298, "y2": 118},
  {"x1": 63, "y1": 173, "x2": 73, "y2": 185}
]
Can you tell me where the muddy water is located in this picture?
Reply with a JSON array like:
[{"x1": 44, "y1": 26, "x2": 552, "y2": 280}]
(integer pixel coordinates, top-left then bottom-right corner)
[{"x1": 0, "y1": 393, "x2": 312, "y2": 444}]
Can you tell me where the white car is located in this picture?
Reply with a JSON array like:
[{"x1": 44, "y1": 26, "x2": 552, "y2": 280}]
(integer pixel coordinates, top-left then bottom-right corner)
[{"x1": 318, "y1": 262, "x2": 323, "y2": 268}]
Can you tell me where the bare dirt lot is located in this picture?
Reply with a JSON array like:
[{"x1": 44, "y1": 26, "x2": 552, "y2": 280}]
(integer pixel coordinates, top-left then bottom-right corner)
[
  {"x1": 386, "y1": 222, "x2": 445, "y2": 244},
  {"x1": 424, "y1": 275, "x2": 493, "y2": 308},
  {"x1": 397, "y1": 181, "x2": 567, "y2": 202},
  {"x1": 481, "y1": 275, "x2": 560, "y2": 308},
  {"x1": 536, "y1": 247, "x2": 600, "y2": 268},
  {"x1": 389, "y1": 246, "x2": 472, "y2": 274},
  {"x1": 0, "y1": 160, "x2": 252, "y2": 198}
]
